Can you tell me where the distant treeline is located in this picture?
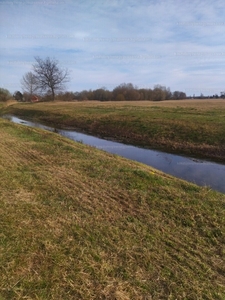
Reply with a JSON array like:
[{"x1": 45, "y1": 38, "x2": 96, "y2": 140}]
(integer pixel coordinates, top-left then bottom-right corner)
[
  {"x1": 1, "y1": 83, "x2": 225, "y2": 103},
  {"x1": 55, "y1": 83, "x2": 187, "y2": 102}
]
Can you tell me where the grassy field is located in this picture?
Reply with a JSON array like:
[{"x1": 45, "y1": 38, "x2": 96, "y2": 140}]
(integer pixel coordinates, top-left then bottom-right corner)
[
  {"x1": 0, "y1": 117, "x2": 225, "y2": 299},
  {"x1": 2, "y1": 99, "x2": 225, "y2": 162}
]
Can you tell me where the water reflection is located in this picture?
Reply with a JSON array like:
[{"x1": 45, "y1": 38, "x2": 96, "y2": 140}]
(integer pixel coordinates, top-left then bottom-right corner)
[{"x1": 3, "y1": 114, "x2": 225, "y2": 194}]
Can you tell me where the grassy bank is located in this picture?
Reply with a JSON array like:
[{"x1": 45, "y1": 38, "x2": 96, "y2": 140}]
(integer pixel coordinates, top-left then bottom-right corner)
[
  {"x1": 2, "y1": 99, "x2": 225, "y2": 162},
  {"x1": 0, "y1": 117, "x2": 225, "y2": 299}
]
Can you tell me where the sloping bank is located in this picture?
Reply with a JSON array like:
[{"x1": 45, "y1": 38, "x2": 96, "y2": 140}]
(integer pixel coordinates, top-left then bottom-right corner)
[
  {"x1": 2, "y1": 101, "x2": 225, "y2": 163},
  {"x1": 0, "y1": 117, "x2": 224, "y2": 299}
]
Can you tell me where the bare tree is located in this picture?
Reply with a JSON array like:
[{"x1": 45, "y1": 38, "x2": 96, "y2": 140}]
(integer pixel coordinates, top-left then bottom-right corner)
[
  {"x1": 21, "y1": 72, "x2": 39, "y2": 99},
  {"x1": 152, "y1": 85, "x2": 167, "y2": 101},
  {"x1": 172, "y1": 91, "x2": 186, "y2": 100},
  {"x1": 33, "y1": 56, "x2": 69, "y2": 101}
]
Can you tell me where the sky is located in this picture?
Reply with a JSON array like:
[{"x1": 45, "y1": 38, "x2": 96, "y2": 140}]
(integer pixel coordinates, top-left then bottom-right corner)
[{"x1": 0, "y1": 0, "x2": 225, "y2": 96}]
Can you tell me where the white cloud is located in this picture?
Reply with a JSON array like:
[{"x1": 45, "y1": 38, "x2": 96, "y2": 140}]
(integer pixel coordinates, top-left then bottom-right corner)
[{"x1": 0, "y1": 0, "x2": 225, "y2": 95}]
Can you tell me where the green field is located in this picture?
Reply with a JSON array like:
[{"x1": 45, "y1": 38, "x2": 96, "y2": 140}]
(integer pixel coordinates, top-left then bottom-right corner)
[
  {"x1": 2, "y1": 99, "x2": 225, "y2": 162},
  {"x1": 0, "y1": 116, "x2": 225, "y2": 299}
]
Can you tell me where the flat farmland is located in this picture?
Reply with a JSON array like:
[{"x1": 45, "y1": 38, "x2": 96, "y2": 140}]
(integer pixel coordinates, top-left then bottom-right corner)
[{"x1": 3, "y1": 99, "x2": 225, "y2": 162}]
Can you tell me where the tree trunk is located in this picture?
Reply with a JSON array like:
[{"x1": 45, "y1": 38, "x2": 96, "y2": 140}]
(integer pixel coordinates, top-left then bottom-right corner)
[{"x1": 51, "y1": 88, "x2": 55, "y2": 101}]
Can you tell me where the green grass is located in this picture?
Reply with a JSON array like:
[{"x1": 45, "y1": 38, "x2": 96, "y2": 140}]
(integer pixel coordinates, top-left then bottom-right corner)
[
  {"x1": 0, "y1": 118, "x2": 225, "y2": 299},
  {"x1": 1, "y1": 100, "x2": 225, "y2": 162}
]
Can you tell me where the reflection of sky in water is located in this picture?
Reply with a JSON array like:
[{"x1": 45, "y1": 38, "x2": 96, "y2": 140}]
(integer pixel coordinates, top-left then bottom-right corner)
[{"x1": 4, "y1": 115, "x2": 225, "y2": 194}]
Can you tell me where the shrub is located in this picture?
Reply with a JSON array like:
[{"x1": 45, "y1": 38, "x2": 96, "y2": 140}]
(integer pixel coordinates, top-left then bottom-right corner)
[{"x1": 0, "y1": 88, "x2": 11, "y2": 102}]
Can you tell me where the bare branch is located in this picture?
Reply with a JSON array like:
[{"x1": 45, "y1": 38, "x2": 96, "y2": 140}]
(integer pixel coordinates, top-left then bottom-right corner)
[
  {"x1": 21, "y1": 72, "x2": 39, "y2": 97},
  {"x1": 32, "y1": 57, "x2": 70, "y2": 100}
]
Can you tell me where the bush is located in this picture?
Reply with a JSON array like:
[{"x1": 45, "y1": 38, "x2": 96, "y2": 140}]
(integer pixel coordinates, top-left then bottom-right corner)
[
  {"x1": 0, "y1": 88, "x2": 11, "y2": 102},
  {"x1": 56, "y1": 92, "x2": 76, "y2": 101}
]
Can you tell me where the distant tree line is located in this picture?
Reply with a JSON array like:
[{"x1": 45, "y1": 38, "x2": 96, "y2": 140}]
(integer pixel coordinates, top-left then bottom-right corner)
[
  {"x1": 17, "y1": 57, "x2": 187, "y2": 102},
  {"x1": 12, "y1": 82, "x2": 225, "y2": 103},
  {"x1": 55, "y1": 83, "x2": 187, "y2": 102},
  {"x1": 1, "y1": 56, "x2": 224, "y2": 102}
]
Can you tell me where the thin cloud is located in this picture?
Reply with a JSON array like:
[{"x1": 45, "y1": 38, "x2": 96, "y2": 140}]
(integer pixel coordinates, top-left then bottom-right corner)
[{"x1": 0, "y1": 0, "x2": 224, "y2": 95}]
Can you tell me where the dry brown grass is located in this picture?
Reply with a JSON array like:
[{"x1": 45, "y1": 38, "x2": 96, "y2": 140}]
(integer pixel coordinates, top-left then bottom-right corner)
[
  {"x1": 0, "y1": 118, "x2": 225, "y2": 299},
  {"x1": 3, "y1": 99, "x2": 225, "y2": 162},
  {"x1": 51, "y1": 99, "x2": 225, "y2": 110}
]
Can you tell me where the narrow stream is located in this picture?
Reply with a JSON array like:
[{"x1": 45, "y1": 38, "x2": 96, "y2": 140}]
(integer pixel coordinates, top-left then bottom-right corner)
[{"x1": 3, "y1": 114, "x2": 225, "y2": 194}]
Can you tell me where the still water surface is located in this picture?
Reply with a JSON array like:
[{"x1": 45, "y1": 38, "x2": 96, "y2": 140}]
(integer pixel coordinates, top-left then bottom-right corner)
[{"x1": 3, "y1": 115, "x2": 225, "y2": 194}]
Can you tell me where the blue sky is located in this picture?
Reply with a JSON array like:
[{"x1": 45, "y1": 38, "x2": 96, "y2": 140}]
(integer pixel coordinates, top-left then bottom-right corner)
[{"x1": 0, "y1": 0, "x2": 225, "y2": 96}]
